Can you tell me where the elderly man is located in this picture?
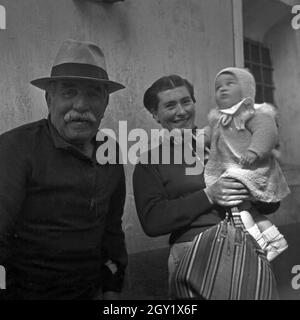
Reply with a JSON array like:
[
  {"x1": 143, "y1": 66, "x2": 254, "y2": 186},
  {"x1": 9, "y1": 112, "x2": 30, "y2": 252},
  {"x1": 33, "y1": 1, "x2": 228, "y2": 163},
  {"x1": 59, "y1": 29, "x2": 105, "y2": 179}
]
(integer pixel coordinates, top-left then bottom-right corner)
[{"x1": 0, "y1": 39, "x2": 127, "y2": 299}]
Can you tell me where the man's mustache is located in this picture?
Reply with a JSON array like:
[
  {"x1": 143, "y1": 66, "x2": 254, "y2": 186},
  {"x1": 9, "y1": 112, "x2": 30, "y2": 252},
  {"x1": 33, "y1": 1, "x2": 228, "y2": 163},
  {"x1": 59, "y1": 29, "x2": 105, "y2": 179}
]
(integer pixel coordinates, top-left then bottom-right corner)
[{"x1": 64, "y1": 111, "x2": 97, "y2": 123}]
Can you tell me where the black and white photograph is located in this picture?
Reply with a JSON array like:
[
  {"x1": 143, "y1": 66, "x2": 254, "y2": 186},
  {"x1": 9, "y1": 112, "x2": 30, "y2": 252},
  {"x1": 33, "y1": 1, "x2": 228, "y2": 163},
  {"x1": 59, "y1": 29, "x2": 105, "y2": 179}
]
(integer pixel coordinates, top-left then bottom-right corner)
[{"x1": 0, "y1": 0, "x2": 300, "y2": 309}]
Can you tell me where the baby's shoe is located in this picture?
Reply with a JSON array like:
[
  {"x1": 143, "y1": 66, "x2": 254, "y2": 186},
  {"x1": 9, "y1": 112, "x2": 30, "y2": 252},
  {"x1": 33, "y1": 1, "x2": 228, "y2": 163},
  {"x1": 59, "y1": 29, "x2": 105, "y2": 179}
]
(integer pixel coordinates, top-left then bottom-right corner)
[{"x1": 262, "y1": 225, "x2": 288, "y2": 261}]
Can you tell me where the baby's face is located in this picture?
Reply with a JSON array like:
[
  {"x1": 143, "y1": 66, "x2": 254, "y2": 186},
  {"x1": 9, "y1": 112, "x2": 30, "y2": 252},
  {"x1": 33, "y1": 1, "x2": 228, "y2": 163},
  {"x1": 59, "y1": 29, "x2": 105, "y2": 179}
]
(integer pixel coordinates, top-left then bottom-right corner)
[{"x1": 215, "y1": 73, "x2": 242, "y2": 109}]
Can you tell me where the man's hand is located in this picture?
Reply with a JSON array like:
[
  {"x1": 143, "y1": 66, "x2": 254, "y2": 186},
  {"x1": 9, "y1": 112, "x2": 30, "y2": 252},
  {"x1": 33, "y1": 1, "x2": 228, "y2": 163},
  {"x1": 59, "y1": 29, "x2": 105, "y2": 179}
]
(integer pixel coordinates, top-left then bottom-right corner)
[
  {"x1": 205, "y1": 177, "x2": 250, "y2": 207},
  {"x1": 93, "y1": 290, "x2": 121, "y2": 300},
  {"x1": 103, "y1": 291, "x2": 121, "y2": 300},
  {"x1": 240, "y1": 150, "x2": 258, "y2": 167}
]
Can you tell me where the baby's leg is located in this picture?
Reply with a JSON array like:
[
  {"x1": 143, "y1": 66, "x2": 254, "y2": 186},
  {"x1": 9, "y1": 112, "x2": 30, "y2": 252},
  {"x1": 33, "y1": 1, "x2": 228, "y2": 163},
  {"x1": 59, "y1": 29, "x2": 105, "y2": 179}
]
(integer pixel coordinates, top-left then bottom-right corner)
[
  {"x1": 252, "y1": 214, "x2": 288, "y2": 261},
  {"x1": 253, "y1": 213, "x2": 273, "y2": 231},
  {"x1": 238, "y1": 201, "x2": 255, "y2": 229},
  {"x1": 250, "y1": 207, "x2": 288, "y2": 261},
  {"x1": 237, "y1": 202, "x2": 268, "y2": 250}
]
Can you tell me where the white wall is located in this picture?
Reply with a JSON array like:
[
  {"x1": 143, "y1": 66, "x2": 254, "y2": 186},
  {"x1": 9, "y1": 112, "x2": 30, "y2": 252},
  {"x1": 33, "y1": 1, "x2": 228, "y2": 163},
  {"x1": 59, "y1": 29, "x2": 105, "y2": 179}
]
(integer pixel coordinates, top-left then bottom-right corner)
[
  {"x1": 243, "y1": 0, "x2": 300, "y2": 225},
  {"x1": 0, "y1": 0, "x2": 235, "y2": 253},
  {"x1": 263, "y1": 15, "x2": 300, "y2": 225}
]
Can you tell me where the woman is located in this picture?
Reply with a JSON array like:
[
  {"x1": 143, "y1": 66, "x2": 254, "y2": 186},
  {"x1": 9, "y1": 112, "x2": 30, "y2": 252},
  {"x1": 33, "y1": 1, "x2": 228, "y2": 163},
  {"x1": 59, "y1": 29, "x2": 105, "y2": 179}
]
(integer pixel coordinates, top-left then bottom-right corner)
[{"x1": 132, "y1": 74, "x2": 279, "y2": 297}]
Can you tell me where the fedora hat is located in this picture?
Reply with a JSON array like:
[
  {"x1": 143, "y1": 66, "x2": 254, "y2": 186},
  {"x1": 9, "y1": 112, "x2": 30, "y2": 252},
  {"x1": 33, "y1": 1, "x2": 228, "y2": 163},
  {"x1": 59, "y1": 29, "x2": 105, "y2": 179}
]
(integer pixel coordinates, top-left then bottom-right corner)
[{"x1": 31, "y1": 39, "x2": 125, "y2": 94}]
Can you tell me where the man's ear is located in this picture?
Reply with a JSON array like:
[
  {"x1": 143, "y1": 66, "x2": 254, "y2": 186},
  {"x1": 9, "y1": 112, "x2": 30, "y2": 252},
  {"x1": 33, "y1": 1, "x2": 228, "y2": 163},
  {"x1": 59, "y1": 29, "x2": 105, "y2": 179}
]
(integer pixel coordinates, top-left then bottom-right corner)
[
  {"x1": 45, "y1": 91, "x2": 51, "y2": 108},
  {"x1": 45, "y1": 82, "x2": 56, "y2": 108}
]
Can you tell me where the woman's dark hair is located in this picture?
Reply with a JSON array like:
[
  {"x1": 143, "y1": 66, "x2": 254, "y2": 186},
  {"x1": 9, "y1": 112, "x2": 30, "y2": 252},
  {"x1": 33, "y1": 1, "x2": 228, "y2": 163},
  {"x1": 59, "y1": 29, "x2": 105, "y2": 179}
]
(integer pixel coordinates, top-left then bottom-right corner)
[{"x1": 143, "y1": 75, "x2": 196, "y2": 113}]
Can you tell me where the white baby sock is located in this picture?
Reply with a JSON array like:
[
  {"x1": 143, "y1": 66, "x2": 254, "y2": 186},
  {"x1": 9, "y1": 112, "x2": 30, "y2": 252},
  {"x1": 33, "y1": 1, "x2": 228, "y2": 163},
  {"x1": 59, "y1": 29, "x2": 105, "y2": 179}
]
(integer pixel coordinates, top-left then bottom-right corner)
[
  {"x1": 247, "y1": 224, "x2": 267, "y2": 250},
  {"x1": 261, "y1": 225, "x2": 282, "y2": 242},
  {"x1": 262, "y1": 225, "x2": 288, "y2": 261}
]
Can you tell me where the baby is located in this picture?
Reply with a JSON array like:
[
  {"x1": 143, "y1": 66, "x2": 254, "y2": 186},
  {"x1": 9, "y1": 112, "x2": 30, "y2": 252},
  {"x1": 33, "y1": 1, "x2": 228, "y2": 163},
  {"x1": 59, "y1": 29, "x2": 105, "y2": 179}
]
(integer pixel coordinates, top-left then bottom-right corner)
[{"x1": 204, "y1": 67, "x2": 290, "y2": 261}]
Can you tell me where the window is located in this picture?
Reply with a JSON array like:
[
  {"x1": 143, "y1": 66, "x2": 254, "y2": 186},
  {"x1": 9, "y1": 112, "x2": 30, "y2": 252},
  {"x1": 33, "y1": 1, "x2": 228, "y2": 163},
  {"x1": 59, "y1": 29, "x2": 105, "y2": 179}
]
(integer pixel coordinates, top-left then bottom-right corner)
[{"x1": 244, "y1": 39, "x2": 275, "y2": 104}]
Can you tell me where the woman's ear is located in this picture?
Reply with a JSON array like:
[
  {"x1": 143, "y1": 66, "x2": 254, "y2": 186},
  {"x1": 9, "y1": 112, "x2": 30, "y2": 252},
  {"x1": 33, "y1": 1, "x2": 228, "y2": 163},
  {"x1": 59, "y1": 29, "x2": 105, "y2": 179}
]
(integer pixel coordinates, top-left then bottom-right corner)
[{"x1": 151, "y1": 109, "x2": 160, "y2": 123}]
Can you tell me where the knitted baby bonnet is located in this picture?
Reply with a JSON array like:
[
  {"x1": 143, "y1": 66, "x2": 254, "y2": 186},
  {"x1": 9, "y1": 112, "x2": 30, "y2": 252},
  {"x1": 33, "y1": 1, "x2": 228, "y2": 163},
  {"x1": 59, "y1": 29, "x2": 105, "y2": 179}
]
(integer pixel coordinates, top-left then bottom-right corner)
[{"x1": 215, "y1": 67, "x2": 256, "y2": 101}]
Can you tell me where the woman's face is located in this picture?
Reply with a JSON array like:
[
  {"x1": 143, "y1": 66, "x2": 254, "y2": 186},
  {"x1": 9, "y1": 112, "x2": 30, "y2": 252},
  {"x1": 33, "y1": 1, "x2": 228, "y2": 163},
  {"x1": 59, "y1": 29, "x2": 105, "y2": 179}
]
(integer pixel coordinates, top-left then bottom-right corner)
[{"x1": 152, "y1": 86, "x2": 196, "y2": 131}]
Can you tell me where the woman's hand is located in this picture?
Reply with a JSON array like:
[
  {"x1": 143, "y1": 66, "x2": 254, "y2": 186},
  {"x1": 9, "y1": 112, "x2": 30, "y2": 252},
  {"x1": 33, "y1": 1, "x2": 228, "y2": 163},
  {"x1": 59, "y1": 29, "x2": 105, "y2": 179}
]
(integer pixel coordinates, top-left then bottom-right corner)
[{"x1": 204, "y1": 177, "x2": 250, "y2": 207}]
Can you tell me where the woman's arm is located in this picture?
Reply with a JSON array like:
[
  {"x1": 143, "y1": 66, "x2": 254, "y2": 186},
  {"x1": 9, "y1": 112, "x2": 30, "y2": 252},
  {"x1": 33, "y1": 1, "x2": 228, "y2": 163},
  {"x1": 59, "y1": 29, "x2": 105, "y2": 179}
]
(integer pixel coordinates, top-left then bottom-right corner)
[
  {"x1": 133, "y1": 163, "x2": 212, "y2": 237},
  {"x1": 133, "y1": 164, "x2": 249, "y2": 237}
]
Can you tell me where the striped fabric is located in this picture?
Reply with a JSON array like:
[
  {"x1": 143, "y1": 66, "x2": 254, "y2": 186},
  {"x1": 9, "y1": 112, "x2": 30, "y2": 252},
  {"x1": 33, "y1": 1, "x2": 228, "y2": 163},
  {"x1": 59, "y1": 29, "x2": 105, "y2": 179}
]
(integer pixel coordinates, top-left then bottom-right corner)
[{"x1": 170, "y1": 215, "x2": 278, "y2": 300}]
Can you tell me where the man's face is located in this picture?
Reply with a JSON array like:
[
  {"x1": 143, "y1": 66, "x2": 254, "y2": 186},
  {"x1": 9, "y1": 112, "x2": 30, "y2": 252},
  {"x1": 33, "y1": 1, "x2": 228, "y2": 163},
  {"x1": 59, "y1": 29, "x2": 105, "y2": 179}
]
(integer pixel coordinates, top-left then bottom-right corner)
[
  {"x1": 47, "y1": 79, "x2": 108, "y2": 145},
  {"x1": 153, "y1": 86, "x2": 196, "y2": 131},
  {"x1": 215, "y1": 73, "x2": 242, "y2": 109}
]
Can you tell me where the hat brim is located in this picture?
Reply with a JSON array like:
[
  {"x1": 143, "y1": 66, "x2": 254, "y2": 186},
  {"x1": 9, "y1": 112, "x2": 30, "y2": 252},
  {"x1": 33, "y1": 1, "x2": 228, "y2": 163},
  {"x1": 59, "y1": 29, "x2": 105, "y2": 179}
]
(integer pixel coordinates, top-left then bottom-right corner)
[{"x1": 31, "y1": 76, "x2": 125, "y2": 94}]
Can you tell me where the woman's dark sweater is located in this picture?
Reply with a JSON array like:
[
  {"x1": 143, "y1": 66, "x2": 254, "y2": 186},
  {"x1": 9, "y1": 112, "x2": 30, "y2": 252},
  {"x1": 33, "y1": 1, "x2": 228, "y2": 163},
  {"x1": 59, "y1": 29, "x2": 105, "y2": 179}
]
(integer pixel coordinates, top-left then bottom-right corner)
[{"x1": 133, "y1": 140, "x2": 279, "y2": 244}]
